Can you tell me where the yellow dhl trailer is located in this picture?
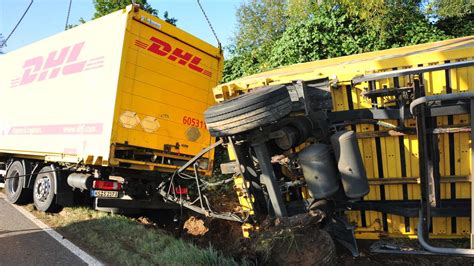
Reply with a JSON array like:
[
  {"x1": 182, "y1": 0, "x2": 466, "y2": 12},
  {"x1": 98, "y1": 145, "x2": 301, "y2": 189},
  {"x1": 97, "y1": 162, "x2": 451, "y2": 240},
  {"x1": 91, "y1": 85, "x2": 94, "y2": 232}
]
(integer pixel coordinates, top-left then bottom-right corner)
[
  {"x1": 203, "y1": 36, "x2": 474, "y2": 256},
  {"x1": 0, "y1": 5, "x2": 223, "y2": 212}
]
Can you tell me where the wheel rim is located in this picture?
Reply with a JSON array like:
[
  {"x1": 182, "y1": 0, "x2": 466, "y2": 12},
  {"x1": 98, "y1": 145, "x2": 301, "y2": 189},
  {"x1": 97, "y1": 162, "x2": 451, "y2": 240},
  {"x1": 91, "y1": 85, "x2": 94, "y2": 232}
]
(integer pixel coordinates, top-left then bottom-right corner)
[
  {"x1": 7, "y1": 171, "x2": 20, "y2": 195},
  {"x1": 35, "y1": 174, "x2": 51, "y2": 202}
]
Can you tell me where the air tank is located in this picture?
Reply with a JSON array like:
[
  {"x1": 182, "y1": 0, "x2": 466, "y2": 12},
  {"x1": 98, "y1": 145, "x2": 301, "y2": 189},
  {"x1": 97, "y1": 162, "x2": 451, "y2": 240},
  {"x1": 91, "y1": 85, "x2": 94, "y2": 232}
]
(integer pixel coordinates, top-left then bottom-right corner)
[
  {"x1": 67, "y1": 173, "x2": 93, "y2": 191},
  {"x1": 298, "y1": 143, "x2": 340, "y2": 199},
  {"x1": 331, "y1": 130, "x2": 369, "y2": 199}
]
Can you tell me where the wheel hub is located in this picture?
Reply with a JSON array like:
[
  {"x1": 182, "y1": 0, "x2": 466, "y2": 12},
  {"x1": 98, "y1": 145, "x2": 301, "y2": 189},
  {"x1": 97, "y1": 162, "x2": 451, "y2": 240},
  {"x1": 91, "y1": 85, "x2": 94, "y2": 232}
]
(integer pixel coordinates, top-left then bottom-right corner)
[{"x1": 35, "y1": 176, "x2": 51, "y2": 202}]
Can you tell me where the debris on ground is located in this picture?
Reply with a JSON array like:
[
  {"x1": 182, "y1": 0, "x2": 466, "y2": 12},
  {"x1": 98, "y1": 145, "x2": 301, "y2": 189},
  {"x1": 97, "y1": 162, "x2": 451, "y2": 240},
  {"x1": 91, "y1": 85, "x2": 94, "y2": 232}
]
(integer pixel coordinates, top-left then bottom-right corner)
[
  {"x1": 183, "y1": 216, "x2": 209, "y2": 236},
  {"x1": 137, "y1": 216, "x2": 157, "y2": 228}
]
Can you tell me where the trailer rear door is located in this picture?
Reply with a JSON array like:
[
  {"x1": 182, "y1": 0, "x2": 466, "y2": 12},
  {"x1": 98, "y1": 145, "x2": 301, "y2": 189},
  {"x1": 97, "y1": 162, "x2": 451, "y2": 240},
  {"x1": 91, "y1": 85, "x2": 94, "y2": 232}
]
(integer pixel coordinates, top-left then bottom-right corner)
[{"x1": 112, "y1": 9, "x2": 223, "y2": 162}]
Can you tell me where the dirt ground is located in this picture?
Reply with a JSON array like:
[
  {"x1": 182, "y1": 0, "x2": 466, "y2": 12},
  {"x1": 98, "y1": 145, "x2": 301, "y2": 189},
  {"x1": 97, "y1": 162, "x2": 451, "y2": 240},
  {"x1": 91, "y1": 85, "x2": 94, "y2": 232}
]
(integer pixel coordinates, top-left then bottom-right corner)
[
  {"x1": 17, "y1": 194, "x2": 474, "y2": 265},
  {"x1": 169, "y1": 187, "x2": 474, "y2": 265},
  {"x1": 171, "y1": 213, "x2": 474, "y2": 265}
]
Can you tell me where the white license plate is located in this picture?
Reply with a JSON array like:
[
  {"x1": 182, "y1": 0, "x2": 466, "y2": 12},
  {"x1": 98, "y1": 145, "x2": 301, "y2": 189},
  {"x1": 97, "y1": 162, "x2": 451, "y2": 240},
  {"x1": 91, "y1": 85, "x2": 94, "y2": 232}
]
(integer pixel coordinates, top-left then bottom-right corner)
[{"x1": 93, "y1": 190, "x2": 119, "y2": 198}]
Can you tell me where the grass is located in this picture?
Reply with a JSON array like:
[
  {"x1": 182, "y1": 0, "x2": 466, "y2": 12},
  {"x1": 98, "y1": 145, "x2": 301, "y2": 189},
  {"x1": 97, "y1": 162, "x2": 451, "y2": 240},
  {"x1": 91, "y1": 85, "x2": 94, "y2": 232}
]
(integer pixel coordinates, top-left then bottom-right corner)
[
  {"x1": 24, "y1": 204, "x2": 109, "y2": 227},
  {"x1": 60, "y1": 215, "x2": 239, "y2": 265},
  {"x1": 19, "y1": 202, "x2": 241, "y2": 265},
  {"x1": 253, "y1": 228, "x2": 300, "y2": 263}
]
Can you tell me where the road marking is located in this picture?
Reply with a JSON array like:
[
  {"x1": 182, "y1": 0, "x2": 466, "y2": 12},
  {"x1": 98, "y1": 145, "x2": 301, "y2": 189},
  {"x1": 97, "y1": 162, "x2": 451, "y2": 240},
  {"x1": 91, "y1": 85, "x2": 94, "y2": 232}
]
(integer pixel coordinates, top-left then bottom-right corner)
[{"x1": 0, "y1": 193, "x2": 103, "y2": 265}]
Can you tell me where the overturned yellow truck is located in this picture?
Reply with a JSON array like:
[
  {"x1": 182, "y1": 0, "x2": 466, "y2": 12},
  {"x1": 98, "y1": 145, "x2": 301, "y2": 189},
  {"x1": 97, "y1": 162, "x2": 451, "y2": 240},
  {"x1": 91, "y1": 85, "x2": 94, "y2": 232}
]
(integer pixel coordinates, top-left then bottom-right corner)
[
  {"x1": 0, "y1": 6, "x2": 222, "y2": 212},
  {"x1": 204, "y1": 36, "x2": 474, "y2": 256},
  {"x1": 2, "y1": 2, "x2": 474, "y2": 258}
]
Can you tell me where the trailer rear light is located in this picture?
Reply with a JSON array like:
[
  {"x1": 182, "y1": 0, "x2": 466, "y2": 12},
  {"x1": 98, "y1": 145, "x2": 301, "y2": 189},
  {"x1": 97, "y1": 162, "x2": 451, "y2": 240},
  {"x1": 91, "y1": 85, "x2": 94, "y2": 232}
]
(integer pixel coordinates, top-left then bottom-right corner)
[
  {"x1": 175, "y1": 186, "x2": 188, "y2": 195},
  {"x1": 93, "y1": 180, "x2": 122, "y2": 191}
]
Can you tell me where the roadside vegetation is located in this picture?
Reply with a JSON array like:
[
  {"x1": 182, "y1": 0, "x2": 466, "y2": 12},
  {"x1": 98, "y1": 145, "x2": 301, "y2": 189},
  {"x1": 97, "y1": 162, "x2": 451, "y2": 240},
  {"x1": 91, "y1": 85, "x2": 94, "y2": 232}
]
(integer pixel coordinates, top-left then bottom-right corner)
[
  {"x1": 67, "y1": 0, "x2": 177, "y2": 28},
  {"x1": 223, "y1": 0, "x2": 473, "y2": 82},
  {"x1": 22, "y1": 204, "x2": 240, "y2": 265}
]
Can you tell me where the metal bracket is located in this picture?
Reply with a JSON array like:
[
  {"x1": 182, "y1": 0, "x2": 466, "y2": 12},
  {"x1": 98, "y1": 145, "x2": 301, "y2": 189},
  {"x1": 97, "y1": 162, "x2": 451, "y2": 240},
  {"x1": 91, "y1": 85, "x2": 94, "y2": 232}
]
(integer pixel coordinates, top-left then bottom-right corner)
[
  {"x1": 177, "y1": 139, "x2": 222, "y2": 174},
  {"x1": 250, "y1": 132, "x2": 288, "y2": 218},
  {"x1": 370, "y1": 241, "x2": 433, "y2": 255},
  {"x1": 158, "y1": 139, "x2": 244, "y2": 222},
  {"x1": 324, "y1": 215, "x2": 360, "y2": 257}
]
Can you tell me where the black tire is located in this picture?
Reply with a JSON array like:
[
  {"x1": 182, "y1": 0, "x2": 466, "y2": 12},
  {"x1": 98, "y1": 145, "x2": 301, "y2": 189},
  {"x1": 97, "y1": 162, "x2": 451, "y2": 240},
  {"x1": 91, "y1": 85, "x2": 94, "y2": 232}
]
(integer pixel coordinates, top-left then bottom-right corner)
[
  {"x1": 204, "y1": 84, "x2": 292, "y2": 137},
  {"x1": 5, "y1": 161, "x2": 32, "y2": 204},
  {"x1": 33, "y1": 166, "x2": 62, "y2": 212}
]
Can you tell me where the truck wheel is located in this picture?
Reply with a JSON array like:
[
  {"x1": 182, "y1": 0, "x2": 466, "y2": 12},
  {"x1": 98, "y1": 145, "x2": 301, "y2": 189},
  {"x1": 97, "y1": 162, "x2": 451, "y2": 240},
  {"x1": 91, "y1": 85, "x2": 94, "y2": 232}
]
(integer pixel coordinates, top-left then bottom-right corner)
[
  {"x1": 5, "y1": 161, "x2": 32, "y2": 204},
  {"x1": 204, "y1": 84, "x2": 292, "y2": 137},
  {"x1": 33, "y1": 166, "x2": 62, "y2": 212}
]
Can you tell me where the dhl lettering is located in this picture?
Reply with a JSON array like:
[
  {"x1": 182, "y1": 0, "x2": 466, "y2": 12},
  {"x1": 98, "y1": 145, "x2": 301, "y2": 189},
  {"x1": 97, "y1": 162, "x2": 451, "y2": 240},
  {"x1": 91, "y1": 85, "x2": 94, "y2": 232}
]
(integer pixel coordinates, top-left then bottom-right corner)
[
  {"x1": 148, "y1": 37, "x2": 171, "y2": 56},
  {"x1": 134, "y1": 37, "x2": 212, "y2": 77},
  {"x1": 10, "y1": 42, "x2": 105, "y2": 88}
]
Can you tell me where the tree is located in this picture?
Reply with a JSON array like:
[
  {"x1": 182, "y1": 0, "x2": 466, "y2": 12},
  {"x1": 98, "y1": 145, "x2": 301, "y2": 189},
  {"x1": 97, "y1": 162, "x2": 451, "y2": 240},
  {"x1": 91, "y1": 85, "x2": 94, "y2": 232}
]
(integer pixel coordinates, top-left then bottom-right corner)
[
  {"x1": 92, "y1": 0, "x2": 177, "y2": 25},
  {"x1": 222, "y1": 0, "x2": 288, "y2": 82},
  {"x1": 163, "y1": 11, "x2": 177, "y2": 26},
  {"x1": 268, "y1": 6, "x2": 378, "y2": 68},
  {"x1": 435, "y1": 13, "x2": 474, "y2": 37},
  {"x1": 375, "y1": 1, "x2": 447, "y2": 47},
  {"x1": 425, "y1": 0, "x2": 474, "y2": 37},
  {"x1": 234, "y1": 0, "x2": 287, "y2": 51},
  {"x1": 223, "y1": 0, "x2": 453, "y2": 82},
  {"x1": 426, "y1": 0, "x2": 473, "y2": 18}
]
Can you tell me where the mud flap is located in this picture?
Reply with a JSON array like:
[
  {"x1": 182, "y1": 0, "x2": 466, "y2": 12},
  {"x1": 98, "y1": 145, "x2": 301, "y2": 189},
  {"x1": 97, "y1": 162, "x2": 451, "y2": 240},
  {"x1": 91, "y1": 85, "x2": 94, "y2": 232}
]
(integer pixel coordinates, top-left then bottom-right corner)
[
  {"x1": 55, "y1": 170, "x2": 74, "y2": 207},
  {"x1": 324, "y1": 215, "x2": 360, "y2": 257}
]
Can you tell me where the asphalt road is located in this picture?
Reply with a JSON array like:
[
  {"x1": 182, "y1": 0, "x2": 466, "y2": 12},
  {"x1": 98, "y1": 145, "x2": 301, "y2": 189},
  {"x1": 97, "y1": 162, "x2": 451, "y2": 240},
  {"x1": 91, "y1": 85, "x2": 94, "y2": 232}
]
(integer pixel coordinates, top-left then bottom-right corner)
[{"x1": 0, "y1": 193, "x2": 87, "y2": 266}]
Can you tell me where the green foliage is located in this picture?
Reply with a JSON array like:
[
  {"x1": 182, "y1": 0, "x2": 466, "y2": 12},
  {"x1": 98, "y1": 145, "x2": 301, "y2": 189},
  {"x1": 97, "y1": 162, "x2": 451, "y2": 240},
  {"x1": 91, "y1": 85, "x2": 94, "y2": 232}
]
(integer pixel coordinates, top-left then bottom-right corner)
[
  {"x1": 426, "y1": 0, "x2": 473, "y2": 18},
  {"x1": 375, "y1": 1, "x2": 443, "y2": 45},
  {"x1": 287, "y1": 0, "x2": 320, "y2": 24},
  {"x1": 92, "y1": 0, "x2": 155, "y2": 18},
  {"x1": 223, "y1": 0, "x2": 465, "y2": 82},
  {"x1": 163, "y1": 11, "x2": 178, "y2": 26},
  {"x1": 222, "y1": 43, "x2": 273, "y2": 82},
  {"x1": 222, "y1": 54, "x2": 247, "y2": 83},
  {"x1": 63, "y1": 216, "x2": 240, "y2": 265},
  {"x1": 400, "y1": 19, "x2": 448, "y2": 45},
  {"x1": 234, "y1": 0, "x2": 287, "y2": 50},
  {"x1": 268, "y1": 6, "x2": 378, "y2": 68},
  {"x1": 227, "y1": 0, "x2": 288, "y2": 80},
  {"x1": 92, "y1": 0, "x2": 177, "y2": 25},
  {"x1": 27, "y1": 204, "x2": 241, "y2": 265},
  {"x1": 436, "y1": 13, "x2": 474, "y2": 37},
  {"x1": 424, "y1": 0, "x2": 473, "y2": 37}
]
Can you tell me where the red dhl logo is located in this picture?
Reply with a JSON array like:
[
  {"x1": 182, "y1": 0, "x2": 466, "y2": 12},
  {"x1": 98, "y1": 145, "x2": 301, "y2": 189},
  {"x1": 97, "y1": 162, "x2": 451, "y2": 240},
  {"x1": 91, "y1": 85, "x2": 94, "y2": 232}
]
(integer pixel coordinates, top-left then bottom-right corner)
[
  {"x1": 10, "y1": 42, "x2": 104, "y2": 88},
  {"x1": 134, "y1": 37, "x2": 212, "y2": 77}
]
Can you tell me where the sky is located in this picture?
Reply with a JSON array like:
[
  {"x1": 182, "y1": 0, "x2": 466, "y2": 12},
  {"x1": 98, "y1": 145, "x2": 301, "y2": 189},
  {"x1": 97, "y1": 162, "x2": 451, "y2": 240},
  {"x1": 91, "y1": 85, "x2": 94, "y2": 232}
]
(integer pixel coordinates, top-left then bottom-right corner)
[{"x1": 0, "y1": 0, "x2": 239, "y2": 54}]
